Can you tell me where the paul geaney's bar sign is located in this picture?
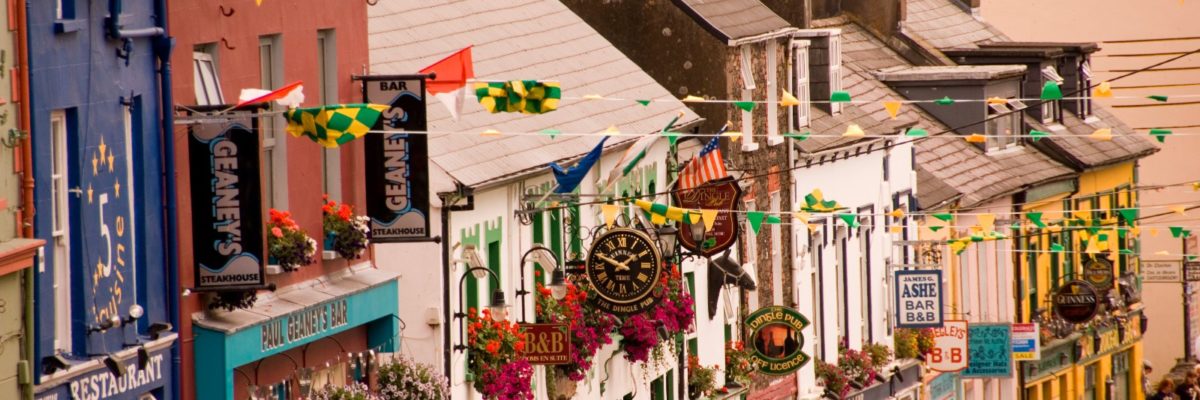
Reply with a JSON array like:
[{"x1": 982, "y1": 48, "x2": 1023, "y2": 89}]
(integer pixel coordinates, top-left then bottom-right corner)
[{"x1": 261, "y1": 298, "x2": 349, "y2": 352}]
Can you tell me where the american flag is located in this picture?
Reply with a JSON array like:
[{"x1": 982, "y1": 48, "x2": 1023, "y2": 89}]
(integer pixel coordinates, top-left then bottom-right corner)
[{"x1": 678, "y1": 137, "x2": 728, "y2": 191}]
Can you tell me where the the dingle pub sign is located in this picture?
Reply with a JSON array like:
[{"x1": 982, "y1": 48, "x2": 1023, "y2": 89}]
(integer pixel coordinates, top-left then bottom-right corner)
[
  {"x1": 188, "y1": 109, "x2": 265, "y2": 289},
  {"x1": 357, "y1": 75, "x2": 431, "y2": 241},
  {"x1": 745, "y1": 306, "x2": 810, "y2": 375}
]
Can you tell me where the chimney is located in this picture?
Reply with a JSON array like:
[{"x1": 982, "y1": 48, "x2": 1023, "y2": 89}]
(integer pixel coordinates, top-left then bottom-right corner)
[
  {"x1": 795, "y1": 29, "x2": 842, "y2": 115},
  {"x1": 842, "y1": 0, "x2": 906, "y2": 39}
]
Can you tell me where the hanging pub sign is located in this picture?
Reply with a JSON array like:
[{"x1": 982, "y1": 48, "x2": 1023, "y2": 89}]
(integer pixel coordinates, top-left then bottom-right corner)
[
  {"x1": 1053, "y1": 280, "x2": 1101, "y2": 324},
  {"x1": 585, "y1": 228, "x2": 664, "y2": 315},
  {"x1": 961, "y1": 323, "x2": 1012, "y2": 378},
  {"x1": 1083, "y1": 257, "x2": 1114, "y2": 291},
  {"x1": 928, "y1": 320, "x2": 969, "y2": 372},
  {"x1": 518, "y1": 323, "x2": 571, "y2": 365},
  {"x1": 673, "y1": 178, "x2": 741, "y2": 256},
  {"x1": 745, "y1": 306, "x2": 810, "y2": 375},
  {"x1": 188, "y1": 110, "x2": 266, "y2": 289},
  {"x1": 894, "y1": 269, "x2": 944, "y2": 328},
  {"x1": 358, "y1": 75, "x2": 431, "y2": 241}
]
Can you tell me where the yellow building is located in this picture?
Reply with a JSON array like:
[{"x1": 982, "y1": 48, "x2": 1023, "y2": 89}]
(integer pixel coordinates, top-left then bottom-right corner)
[{"x1": 1018, "y1": 161, "x2": 1146, "y2": 400}]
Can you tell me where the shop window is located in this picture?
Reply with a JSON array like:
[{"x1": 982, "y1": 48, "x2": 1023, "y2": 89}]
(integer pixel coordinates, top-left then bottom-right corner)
[
  {"x1": 1059, "y1": 374, "x2": 1070, "y2": 400},
  {"x1": 1085, "y1": 363, "x2": 1098, "y2": 400},
  {"x1": 1113, "y1": 351, "x2": 1131, "y2": 400}
]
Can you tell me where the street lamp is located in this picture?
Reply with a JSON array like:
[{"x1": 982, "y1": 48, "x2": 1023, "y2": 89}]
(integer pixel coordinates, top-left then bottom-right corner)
[
  {"x1": 658, "y1": 224, "x2": 678, "y2": 259},
  {"x1": 549, "y1": 267, "x2": 568, "y2": 300},
  {"x1": 454, "y1": 267, "x2": 508, "y2": 352},
  {"x1": 519, "y1": 245, "x2": 567, "y2": 321}
]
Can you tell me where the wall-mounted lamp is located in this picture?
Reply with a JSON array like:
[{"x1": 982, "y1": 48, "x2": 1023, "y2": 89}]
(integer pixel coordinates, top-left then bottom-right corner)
[
  {"x1": 454, "y1": 267, "x2": 507, "y2": 352},
  {"x1": 518, "y1": 244, "x2": 565, "y2": 321},
  {"x1": 41, "y1": 354, "x2": 71, "y2": 375},
  {"x1": 657, "y1": 224, "x2": 678, "y2": 259}
]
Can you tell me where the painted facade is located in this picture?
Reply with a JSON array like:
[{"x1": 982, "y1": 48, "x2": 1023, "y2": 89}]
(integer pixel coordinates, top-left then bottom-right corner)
[
  {"x1": 166, "y1": 1, "x2": 390, "y2": 399},
  {"x1": 27, "y1": 1, "x2": 175, "y2": 399}
]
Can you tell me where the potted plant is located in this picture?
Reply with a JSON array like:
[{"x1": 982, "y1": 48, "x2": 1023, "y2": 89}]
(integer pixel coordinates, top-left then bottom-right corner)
[
  {"x1": 322, "y1": 197, "x2": 371, "y2": 259},
  {"x1": 617, "y1": 263, "x2": 695, "y2": 365},
  {"x1": 687, "y1": 355, "x2": 719, "y2": 399},
  {"x1": 206, "y1": 290, "x2": 258, "y2": 312},
  {"x1": 815, "y1": 360, "x2": 850, "y2": 399},
  {"x1": 268, "y1": 209, "x2": 318, "y2": 271},
  {"x1": 376, "y1": 354, "x2": 449, "y2": 400},
  {"x1": 724, "y1": 340, "x2": 757, "y2": 388},
  {"x1": 313, "y1": 382, "x2": 380, "y2": 400},
  {"x1": 535, "y1": 273, "x2": 620, "y2": 396},
  {"x1": 467, "y1": 308, "x2": 534, "y2": 400}
]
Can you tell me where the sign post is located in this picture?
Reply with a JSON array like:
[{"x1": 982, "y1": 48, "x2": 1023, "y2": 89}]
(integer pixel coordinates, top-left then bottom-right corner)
[
  {"x1": 895, "y1": 270, "x2": 944, "y2": 328},
  {"x1": 962, "y1": 323, "x2": 1012, "y2": 378},
  {"x1": 1011, "y1": 323, "x2": 1041, "y2": 361},
  {"x1": 928, "y1": 320, "x2": 969, "y2": 372},
  {"x1": 357, "y1": 75, "x2": 432, "y2": 241}
]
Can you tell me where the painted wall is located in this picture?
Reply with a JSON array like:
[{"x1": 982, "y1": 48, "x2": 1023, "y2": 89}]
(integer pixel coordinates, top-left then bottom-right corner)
[
  {"x1": 0, "y1": 0, "x2": 24, "y2": 396},
  {"x1": 27, "y1": 1, "x2": 172, "y2": 397},
  {"x1": 166, "y1": 1, "x2": 370, "y2": 398}
]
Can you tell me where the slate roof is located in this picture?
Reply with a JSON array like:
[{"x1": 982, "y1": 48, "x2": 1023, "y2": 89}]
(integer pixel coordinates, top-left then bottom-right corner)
[
  {"x1": 904, "y1": 0, "x2": 1007, "y2": 49},
  {"x1": 811, "y1": 16, "x2": 1074, "y2": 209},
  {"x1": 673, "y1": 0, "x2": 793, "y2": 43},
  {"x1": 368, "y1": 0, "x2": 702, "y2": 188}
]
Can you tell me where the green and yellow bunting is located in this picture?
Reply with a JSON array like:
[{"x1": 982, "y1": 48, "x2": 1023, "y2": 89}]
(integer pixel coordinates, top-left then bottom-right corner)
[
  {"x1": 285, "y1": 104, "x2": 388, "y2": 148},
  {"x1": 802, "y1": 189, "x2": 840, "y2": 212},
  {"x1": 747, "y1": 211, "x2": 765, "y2": 234},
  {"x1": 475, "y1": 80, "x2": 562, "y2": 114},
  {"x1": 1026, "y1": 211, "x2": 1046, "y2": 229}
]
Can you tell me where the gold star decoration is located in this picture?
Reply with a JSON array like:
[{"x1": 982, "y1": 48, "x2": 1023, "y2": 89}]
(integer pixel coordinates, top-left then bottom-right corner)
[
  {"x1": 114, "y1": 180, "x2": 121, "y2": 198},
  {"x1": 107, "y1": 150, "x2": 114, "y2": 172},
  {"x1": 97, "y1": 137, "x2": 107, "y2": 165},
  {"x1": 92, "y1": 153, "x2": 99, "y2": 176},
  {"x1": 87, "y1": 184, "x2": 94, "y2": 204}
]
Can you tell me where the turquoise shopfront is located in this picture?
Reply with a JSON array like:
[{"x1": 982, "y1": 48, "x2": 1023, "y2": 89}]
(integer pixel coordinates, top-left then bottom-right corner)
[{"x1": 193, "y1": 269, "x2": 400, "y2": 400}]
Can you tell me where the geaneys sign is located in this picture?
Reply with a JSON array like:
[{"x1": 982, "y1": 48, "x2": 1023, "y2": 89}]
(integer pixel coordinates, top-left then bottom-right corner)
[
  {"x1": 360, "y1": 75, "x2": 432, "y2": 241},
  {"x1": 745, "y1": 306, "x2": 811, "y2": 375}
]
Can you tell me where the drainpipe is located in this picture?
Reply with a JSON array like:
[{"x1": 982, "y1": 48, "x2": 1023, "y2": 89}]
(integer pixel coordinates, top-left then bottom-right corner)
[
  {"x1": 105, "y1": 0, "x2": 166, "y2": 39},
  {"x1": 149, "y1": 0, "x2": 180, "y2": 398},
  {"x1": 16, "y1": 0, "x2": 33, "y2": 398},
  {"x1": 439, "y1": 184, "x2": 474, "y2": 396}
]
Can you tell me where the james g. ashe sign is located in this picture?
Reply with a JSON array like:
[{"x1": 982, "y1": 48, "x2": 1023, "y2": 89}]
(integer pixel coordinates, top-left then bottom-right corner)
[{"x1": 895, "y1": 270, "x2": 943, "y2": 328}]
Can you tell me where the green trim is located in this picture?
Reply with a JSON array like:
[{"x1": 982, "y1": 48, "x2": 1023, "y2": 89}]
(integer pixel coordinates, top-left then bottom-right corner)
[{"x1": 462, "y1": 225, "x2": 482, "y2": 311}]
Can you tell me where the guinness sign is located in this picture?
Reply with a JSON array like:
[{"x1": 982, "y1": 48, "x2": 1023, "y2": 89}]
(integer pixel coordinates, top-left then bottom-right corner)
[
  {"x1": 673, "y1": 178, "x2": 741, "y2": 256},
  {"x1": 1053, "y1": 280, "x2": 1100, "y2": 324}
]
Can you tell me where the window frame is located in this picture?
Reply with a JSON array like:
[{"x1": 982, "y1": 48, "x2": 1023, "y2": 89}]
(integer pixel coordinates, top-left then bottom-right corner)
[
  {"x1": 259, "y1": 34, "x2": 288, "y2": 210},
  {"x1": 50, "y1": 110, "x2": 73, "y2": 356},
  {"x1": 192, "y1": 49, "x2": 224, "y2": 106},
  {"x1": 790, "y1": 41, "x2": 810, "y2": 130},
  {"x1": 828, "y1": 35, "x2": 843, "y2": 116},
  {"x1": 317, "y1": 29, "x2": 342, "y2": 201}
]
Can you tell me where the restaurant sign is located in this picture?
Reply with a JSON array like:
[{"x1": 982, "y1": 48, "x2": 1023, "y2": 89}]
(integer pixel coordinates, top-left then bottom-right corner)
[
  {"x1": 34, "y1": 347, "x2": 169, "y2": 400},
  {"x1": 519, "y1": 323, "x2": 571, "y2": 365},
  {"x1": 674, "y1": 178, "x2": 741, "y2": 256},
  {"x1": 359, "y1": 75, "x2": 432, "y2": 241},
  {"x1": 745, "y1": 306, "x2": 810, "y2": 375}
]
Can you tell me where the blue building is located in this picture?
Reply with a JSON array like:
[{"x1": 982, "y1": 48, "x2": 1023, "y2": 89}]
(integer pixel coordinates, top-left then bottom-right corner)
[{"x1": 28, "y1": 0, "x2": 177, "y2": 399}]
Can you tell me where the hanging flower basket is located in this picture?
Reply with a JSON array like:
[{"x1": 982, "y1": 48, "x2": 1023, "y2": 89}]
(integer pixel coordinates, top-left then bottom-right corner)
[
  {"x1": 206, "y1": 290, "x2": 258, "y2": 312},
  {"x1": 535, "y1": 272, "x2": 620, "y2": 382},
  {"x1": 322, "y1": 196, "x2": 371, "y2": 259},
  {"x1": 268, "y1": 209, "x2": 318, "y2": 271},
  {"x1": 467, "y1": 308, "x2": 535, "y2": 400},
  {"x1": 617, "y1": 263, "x2": 694, "y2": 365}
]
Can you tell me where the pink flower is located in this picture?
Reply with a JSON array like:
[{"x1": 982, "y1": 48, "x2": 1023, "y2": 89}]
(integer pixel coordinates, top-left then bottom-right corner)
[{"x1": 271, "y1": 227, "x2": 284, "y2": 238}]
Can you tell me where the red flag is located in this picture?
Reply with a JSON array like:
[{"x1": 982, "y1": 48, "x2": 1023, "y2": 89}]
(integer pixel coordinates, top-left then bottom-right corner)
[
  {"x1": 235, "y1": 80, "x2": 304, "y2": 109},
  {"x1": 420, "y1": 46, "x2": 474, "y2": 94}
]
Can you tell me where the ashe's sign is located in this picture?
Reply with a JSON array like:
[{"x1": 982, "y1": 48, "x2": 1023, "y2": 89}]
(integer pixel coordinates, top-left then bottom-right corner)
[
  {"x1": 360, "y1": 76, "x2": 431, "y2": 241},
  {"x1": 519, "y1": 323, "x2": 571, "y2": 365},
  {"x1": 188, "y1": 114, "x2": 265, "y2": 289},
  {"x1": 35, "y1": 347, "x2": 168, "y2": 400},
  {"x1": 673, "y1": 178, "x2": 741, "y2": 256},
  {"x1": 745, "y1": 306, "x2": 810, "y2": 375},
  {"x1": 1053, "y1": 280, "x2": 1100, "y2": 324},
  {"x1": 894, "y1": 269, "x2": 944, "y2": 328},
  {"x1": 261, "y1": 298, "x2": 350, "y2": 352}
]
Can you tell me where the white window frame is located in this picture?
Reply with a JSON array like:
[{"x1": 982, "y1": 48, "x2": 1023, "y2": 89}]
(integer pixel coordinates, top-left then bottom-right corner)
[
  {"x1": 770, "y1": 192, "x2": 783, "y2": 305},
  {"x1": 739, "y1": 45, "x2": 756, "y2": 90},
  {"x1": 193, "y1": 49, "x2": 223, "y2": 106},
  {"x1": 828, "y1": 35, "x2": 843, "y2": 116},
  {"x1": 1041, "y1": 66, "x2": 1064, "y2": 124},
  {"x1": 790, "y1": 40, "x2": 810, "y2": 130},
  {"x1": 835, "y1": 226, "x2": 847, "y2": 342},
  {"x1": 122, "y1": 103, "x2": 138, "y2": 305},
  {"x1": 317, "y1": 29, "x2": 342, "y2": 201},
  {"x1": 739, "y1": 45, "x2": 759, "y2": 152},
  {"x1": 985, "y1": 102, "x2": 1020, "y2": 151},
  {"x1": 1079, "y1": 60, "x2": 1093, "y2": 117},
  {"x1": 50, "y1": 110, "x2": 72, "y2": 355},
  {"x1": 766, "y1": 40, "x2": 781, "y2": 146},
  {"x1": 260, "y1": 35, "x2": 288, "y2": 210},
  {"x1": 858, "y1": 212, "x2": 871, "y2": 343}
]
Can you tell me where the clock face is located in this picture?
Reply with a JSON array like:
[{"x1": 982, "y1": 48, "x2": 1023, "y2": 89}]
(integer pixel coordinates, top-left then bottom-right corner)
[{"x1": 586, "y1": 228, "x2": 663, "y2": 315}]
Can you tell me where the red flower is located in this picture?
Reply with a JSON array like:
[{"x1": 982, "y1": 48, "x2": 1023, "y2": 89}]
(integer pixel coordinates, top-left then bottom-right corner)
[
  {"x1": 485, "y1": 341, "x2": 501, "y2": 355},
  {"x1": 514, "y1": 341, "x2": 526, "y2": 352},
  {"x1": 271, "y1": 227, "x2": 284, "y2": 238}
]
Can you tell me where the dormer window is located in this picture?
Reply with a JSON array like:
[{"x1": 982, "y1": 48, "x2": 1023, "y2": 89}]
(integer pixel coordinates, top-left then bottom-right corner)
[
  {"x1": 986, "y1": 98, "x2": 1025, "y2": 151},
  {"x1": 1078, "y1": 60, "x2": 1093, "y2": 117},
  {"x1": 1041, "y1": 66, "x2": 1063, "y2": 124},
  {"x1": 829, "y1": 35, "x2": 843, "y2": 116},
  {"x1": 790, "y1": 40, "x2": 810, "y2": 129}
]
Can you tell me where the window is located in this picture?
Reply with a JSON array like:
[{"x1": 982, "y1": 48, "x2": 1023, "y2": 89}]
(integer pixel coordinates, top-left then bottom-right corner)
[
  {"x1": 193, "y1": 47, "x2": 224, "y2": 106},
  {"x1": 985, "y1": 101, "x2": 1021, "y2": 151},
  {"x1": 1041, "y1": 66, "x2": 1064, "y2": 124},
  {"x1": 1084, "y1": 363, "x2": 1097, "y2": 400},
  {"x1": 744, "y1": 199, "x2": 759, "y2": 310},
  {"x1": 828, "y1": 35, "x2": 843, "y2": 116},
  {"x1": 790, "y1": 41, "x2": 810, "y2": 129},
  {"x1": 858, "y1": 206, "x2": 873, "y2": 343},
  {"x1": 1078, "y1": 60, "x2": 1094, "y2": 117},
  {"x1": 766, "y1": 40, "x2": 781, "y2": 145},
  {"x1": 739, "y1": 46, "x2": 758, "y2": 151},
  {"x1": 739, "y1": 45, "x2": 756, "y2": 90},
  {"x1": 770, "y1": 192, "x2": 783, "y2": 305},
  {"x1": 50, "y1": 110, "x2": 72, "y2": 356},
  {"x1": 259, "y1": 35, "x2": 288, "y2": 209},
  {"x1": 317, "y1": 29, "x2": 342, "y2": 201},
  {"x1": 835, "y1": 227, "x2": 847, "y2": 342},
  {"x1": 55, "y1": 0, "x2": 75, "y2": 20}
]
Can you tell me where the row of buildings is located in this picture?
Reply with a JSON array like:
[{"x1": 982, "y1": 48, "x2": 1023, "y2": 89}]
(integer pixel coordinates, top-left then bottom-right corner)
[{"x1": 0, "y1": 0, "x2": 1166, "y2": 400}]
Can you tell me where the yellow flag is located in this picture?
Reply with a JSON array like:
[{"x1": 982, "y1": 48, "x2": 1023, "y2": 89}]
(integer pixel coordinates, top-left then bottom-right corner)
[
  {"x1": 1130, "y1": 227, "x2": 1141, "y2": 236},
  {"x1": 781, "y1": 90, "x2": 801, "y2": 107},
  {"x1": 889, "y1": 225, "x2": 903, "y2": 234},
  {"x1": 1155, "y1": 250, "x2": 1170, "y2": 256},
  {"x1": 1150, "y1": 228, "x2": 1160, "y2": 237},
  {"x1": 883, "y1": 101, "x2": 902, "y2": 119},
  {"x1": 844, "y1": 124, "x2": 865, "y2": 137},
  {"x1": 949, "y1": 241, "x2": 967, "y2": 254},
  {"x1": 978, "y1": 213, "x2": 996, "y2": 232},
  {"x1": 1085, "y1": 237, "x2": 1100, "y2": 254},
  {"x1": 1090, "y1": 128, "x2": 1113, "y2": 141},
  {"x1": 682, "y1": 95, "x2": 705, "y2": 102},
  {"x1": 889, "y1": 208, "x2": 904, "y2": 219},
  {"x1": 603, "y1": 125, "x2": 620, "y2": 136},
  {"x1": 650, "y1": 212, "x2": 666, "y2": 225},
  {"x1": 1170, "y1": 205, "x2": 1188, "y2": 215},
  {"x1": 701, "y1": 209, "x2": 719, "y2": 232},
  {"x1": 1093, "y1": 81, "x2": 1113, "y2": 98},
  {"x1": 601, "y1": 204, "x2": 619, "y2": 228},
  {"x1": 724, "y1": 130, "x2": 743, "y2": 142},
  {"x1": 481, "y1": 129, "x2": 501, "y2": 137},
  {"x1": 966, "y1": 134, "x2": 986, "y2": 143},
  {"x1": 583, "y1": 94, "x2": 605, "y2": 100},
  {"x1": 986, "y1": 97, "x2": 1008, "y2": 105}
]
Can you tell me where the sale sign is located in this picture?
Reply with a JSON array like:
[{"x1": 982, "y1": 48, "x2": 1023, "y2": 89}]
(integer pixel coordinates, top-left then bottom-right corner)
[
  {"x1": 1011, "y1": 323, "x2": 1040, "y2": 361},
  {"x1": 895, "y1": 270, "x2": 944, "y2": 328},
  {"x1": 518, "y1": 323, "x2": 571, "y2": 365},
  {"x1": 928, "y1": 320, "x2": 969, "y2": 372}
]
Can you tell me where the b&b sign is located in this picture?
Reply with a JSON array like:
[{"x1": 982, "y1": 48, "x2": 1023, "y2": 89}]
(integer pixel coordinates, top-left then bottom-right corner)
[
  {"x1": 895, "y1": 270, "x2": 944, "y2": 328},
  {"x1": 518, "y1": 323, "x2": 570, "y2": 365}
]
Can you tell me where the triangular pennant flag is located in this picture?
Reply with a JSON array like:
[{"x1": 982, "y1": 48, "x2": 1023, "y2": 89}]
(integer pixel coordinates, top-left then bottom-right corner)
[
  {"x1": 603, "y1": 125, "x2": 620, "y2": 136},
  {"x1": 794, "y1": 211, "x2": 811, "y2": 222},
  {"x1": 1156, "y1": 250, "x2": 1171, "y2": 256},
  {"x1": 682, "y1": 95, "x2": 705, "y2": 102},
  {"x1": 1118, "y1": 209, "x2": 1137, "y2": 224},
  {"x1": 1030, "y1": 130, "x2": 1049, "y2": 142},
  {"x1": 1041, "y1": 81, "x2": 1063, "y2": 100},
  {"x1": 701, "y1": 209, "x2": 719, "y2": 232},
  {"x1": 889, "y1": 209, "x2": 905, "y2": 219},
  {"x1": 481, "y1": 129, "x2": 501, "y2": 137},
  {"x1": 1120, "y1": 248, "x2": 1134, "y2": 255},
  {"x1": 1148, "y1": 95, "x2": 1169, "y2": 102},
  {"x1": 1093, "y1": 81, "x2": 1113, "y2": 98},
  {"x1": 1050, "y1": 243, "x2": 1064, "y2": 252},
  {"x1": 844, "y1": 124, "x2": 865, "y2": 137},
  {"x1": 890, "y1": 225, "x2": 903, "y2": 233},
  {"x1": 1150, "y1": 128, "x2": 1172, "y2": 143},
  {"x1": 949, "y1": 241, "x2": 968, "y2": 254},
  {"x1": 883, "y1": 101, "x2": 902, "y2": 119},
  {"x1": 550, "y1": 137, "x2": 608, "y2": 193},
  {"x1": 650, "y1": 212, "x2": 667, "y2": 225},
  {"x1": 837, "y1": 213, "x2": 860, "y2": 228},
  {"x1": 237, "y1": 80, "x2": 305, "y2": 109},
  {"x1": 601, "y1": 204, "x2": 619, "y2": 228},
  {"x1": 582, "y1": 94, "x2": 605, "y2": 100},
  {"x1": 929, "y1": 226, "x2": 945, "y2": 232},
  {"x1": 636, "y1": 99, "x2": 651, "y2": 106},
  {"x1": 1085, "y1": 238, "x2": 1101, "y2": 254},
  {"x1": 1193, "y1": 182, "x2": 1200, "y2": 191},
  {"x1": 1170, "y1": 205, "x2": 1188, "y2": 215},
  {"x1": 1130, "y1": 227, "x2": 1141, "y2": 236},
  {"x1": 1171, "y1": 226, "x2": 1186, "y2": 238},
  {"x1": 747, "y1": 211, "x2": 765, "y2": 235},
  {"x1": 781, "y1": 90, "x2": 801, "y2": 107},
  {"x1": 986, "y1": 97, "x2": 1008, "y2": 105},
  {"x1": 766, "y1": 215, "x2": 783, "y2": 224},
  {"x1": 785, "y1": 132, "x2": 811, "y2": 141},
  {"x1": 935, "y1": 96, "x2": 954, "y2": 105},
  {"x1": 541, "y1": 129, "x2": 561, "y2": 139},
  {"x1": 966, "y1": 134, "x2": 986, "y2": 143},
  {"x1": 906, "y1": 128, "x2": 928, "y2": 137},
  {"x1": 1027, "y1": 211, "x2": 1046, "y2": 229},
  {"x1": 830, "y1": 91, "x2": 852, "y2": 103},
  {"x1": 734, "y1": 101, "x2": 756, "y2": 112},
  {"x1": 1090, "y1": 128, "x2": 1113, "y2": 141},
  {"x1": 723, "y1": 130, "x2": 743, "y2": 142},
  {"x1": 978, "y1": 213, "x2": 996, "y2": 231},
  {"x1": 932, "y1": 213, "x2": 953, "y2": 222}
]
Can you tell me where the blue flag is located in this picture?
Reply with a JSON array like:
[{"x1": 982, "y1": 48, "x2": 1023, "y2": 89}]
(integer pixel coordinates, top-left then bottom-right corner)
[{"x1": 550, "y1": 137, "x2": 607, "y2": 193}]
